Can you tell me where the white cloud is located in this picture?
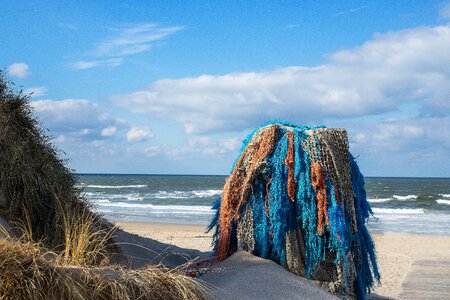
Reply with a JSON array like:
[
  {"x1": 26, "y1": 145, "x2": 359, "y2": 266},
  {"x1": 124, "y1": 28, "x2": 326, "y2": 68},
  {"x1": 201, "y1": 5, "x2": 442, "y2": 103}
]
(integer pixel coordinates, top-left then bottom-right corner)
[
  {"x1": 101, "y1": 126, "x2": 117, "y2": 137},
  {"x1": 113, "y1": 25, "x2": 450, "y2": 134},
  {"x1": 165, "y1": 136, "x2": 241, "y2": 159},
  {"x1": 347, "y1": 116, "x2": 450, "y2": 174},
  {"x1": 353, "y1": 133, "x2": 366, "y2": 143},
  {"x1": 95, "y1": 23, "x2": 183, "y2": 57},
  {"x1": 349, "y1": 118, "x2": 447, "y2": 151},
  {"x1": 72, "y1": 58, "x2": 123, "y2": 70},
  {"x1": 7, "y1": 63, "x2": 30, "y2": 78},
  {"x1": 144, "y1": 146, "x2": 160, "y2": 157},
  {"x1": 23, "y1": 86, "x2": 47, "y2": 98},
  {"x1": 126, "y1": 126, "x2": 153, "y2": 142},
  {"x1": 31, "y1": 99, "x2": 124, "y2": 140},
  {"x1": 440, "y1": 2, "x2": 450, "y2": 19},
  {"x1": 371, "y1": 123, "x2": 425, "y2": 149},
  {"x1": 72, "y1": 23, "x2": 182, "y2": 69}
]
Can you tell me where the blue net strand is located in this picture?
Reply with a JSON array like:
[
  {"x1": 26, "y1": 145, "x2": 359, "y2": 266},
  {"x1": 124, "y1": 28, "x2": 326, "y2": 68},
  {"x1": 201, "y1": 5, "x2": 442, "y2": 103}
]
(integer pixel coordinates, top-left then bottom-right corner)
[
  {"x1": 349, "y1": 154, "x2": 380, "y2": 299},
  {"x1": 267, "y1": 131, "x2": 295, "y2": 264},
  {"x1": 251, "y1": 179, "x2": 272, "y2": 258},
  {"x1": 208, "y1": 197, "x2": 222, "y2": 250}
]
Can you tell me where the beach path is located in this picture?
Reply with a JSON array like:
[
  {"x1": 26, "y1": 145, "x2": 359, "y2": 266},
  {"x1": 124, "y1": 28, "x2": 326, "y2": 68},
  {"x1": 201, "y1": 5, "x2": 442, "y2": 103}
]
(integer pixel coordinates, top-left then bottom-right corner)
[{"x1": 400, "y1": 259, "x2": 450, "y2": 300}]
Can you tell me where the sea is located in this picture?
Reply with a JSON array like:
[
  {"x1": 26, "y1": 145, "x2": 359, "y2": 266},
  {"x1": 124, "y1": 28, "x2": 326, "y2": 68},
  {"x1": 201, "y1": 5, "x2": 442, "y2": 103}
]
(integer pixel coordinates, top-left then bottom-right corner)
[{"x1": 77, "y1": 175, "x2": 450, "y2": 236}]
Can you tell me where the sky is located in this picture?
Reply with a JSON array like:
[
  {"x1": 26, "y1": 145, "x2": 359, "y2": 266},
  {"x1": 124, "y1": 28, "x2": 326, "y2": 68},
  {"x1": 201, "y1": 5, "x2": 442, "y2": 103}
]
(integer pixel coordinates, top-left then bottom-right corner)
[{"x1": 1, "y1": 1, "x2": 450, "y2": 177}]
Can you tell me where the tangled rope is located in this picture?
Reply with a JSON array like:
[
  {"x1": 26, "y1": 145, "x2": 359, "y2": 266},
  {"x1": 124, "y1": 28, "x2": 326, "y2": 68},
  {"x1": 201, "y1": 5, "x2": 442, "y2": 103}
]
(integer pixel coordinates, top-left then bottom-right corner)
[{"x1": 208, "y1": 121, "x2": 379, "y2": 300}]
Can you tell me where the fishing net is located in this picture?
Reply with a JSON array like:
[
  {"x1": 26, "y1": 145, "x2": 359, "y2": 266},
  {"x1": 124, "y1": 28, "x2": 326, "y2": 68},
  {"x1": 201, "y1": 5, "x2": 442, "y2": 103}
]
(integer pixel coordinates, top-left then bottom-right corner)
[{"x1": 208, "y1": 121, "x2": 380, "y2": 300}]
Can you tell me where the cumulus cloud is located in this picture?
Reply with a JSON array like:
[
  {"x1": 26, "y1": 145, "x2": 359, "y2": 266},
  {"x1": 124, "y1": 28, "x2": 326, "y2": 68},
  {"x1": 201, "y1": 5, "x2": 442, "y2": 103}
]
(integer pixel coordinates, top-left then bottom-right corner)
[
  {"x1": 144, "y1": 146, "x2": 159, "y2": 157},
  {"x1": 165, "y1": 136, "x2": 241, "y2": 160},
  {"x1": 113, "y1": 25, "x2": 450, "y2": 134},
  {"x1": 355, "y1": 117, "x2": 449, "y2": 150},
  {"x1": 7, "y1": 63, "x2": 31, "y2": 78},
  {"x1": 101, "y1": 126, "x2": 117, "y2": 137},
  {"x1": 346, "y1": 115, "x2": 450, "y2": 175},
  {"x1": 23, "y1": 86, "x2": 48, "y2": 98},
  {"x1": 126, "y1": 126, "x2": 153, "y2": 142},
  {"x1": 31, "y1": 99, "x2": 124, "y2": 140}
]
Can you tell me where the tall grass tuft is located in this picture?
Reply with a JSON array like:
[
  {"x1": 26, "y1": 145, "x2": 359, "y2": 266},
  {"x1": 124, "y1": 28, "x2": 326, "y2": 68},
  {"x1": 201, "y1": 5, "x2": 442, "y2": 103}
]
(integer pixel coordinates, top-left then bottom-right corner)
[{"x1": 60, "y1": 206, "x2": 118, "y2": 266}]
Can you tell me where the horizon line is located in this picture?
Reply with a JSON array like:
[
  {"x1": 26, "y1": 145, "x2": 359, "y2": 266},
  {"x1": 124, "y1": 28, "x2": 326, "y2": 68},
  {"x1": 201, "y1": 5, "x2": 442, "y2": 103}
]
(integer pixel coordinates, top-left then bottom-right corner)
[{"x1": 74, "y1": 173, "x2": 450, "y2": 179}]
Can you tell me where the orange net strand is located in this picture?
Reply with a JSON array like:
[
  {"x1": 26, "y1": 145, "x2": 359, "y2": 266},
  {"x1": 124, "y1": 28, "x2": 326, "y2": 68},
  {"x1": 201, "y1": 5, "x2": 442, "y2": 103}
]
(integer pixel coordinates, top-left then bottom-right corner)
[
  {"x1": 216, "y1": 125, "x2": 278, "y2": 260},
  {"x1": 237, "y1": 125, "x2": 278, "y2": 216},
  {"x1": 310, "y1": 160, "x2": 328, "y2": 236},
  {"x1": 285, "y1": 131, "x2": 296, "y2": 202}
]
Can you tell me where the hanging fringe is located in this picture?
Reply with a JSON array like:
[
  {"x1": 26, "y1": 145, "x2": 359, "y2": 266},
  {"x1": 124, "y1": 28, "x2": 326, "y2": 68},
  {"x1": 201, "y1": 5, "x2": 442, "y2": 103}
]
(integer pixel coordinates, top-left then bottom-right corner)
[{"x1": 208, "y1": 122, "x2": 379, "y2": 300}]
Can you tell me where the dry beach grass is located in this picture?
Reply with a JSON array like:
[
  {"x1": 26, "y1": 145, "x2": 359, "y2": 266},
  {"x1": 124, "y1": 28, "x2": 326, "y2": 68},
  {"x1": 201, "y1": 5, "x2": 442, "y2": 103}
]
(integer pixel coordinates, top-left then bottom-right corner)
[{"x1": 0, "y1": 223, "x2": 207, "y2": 300}]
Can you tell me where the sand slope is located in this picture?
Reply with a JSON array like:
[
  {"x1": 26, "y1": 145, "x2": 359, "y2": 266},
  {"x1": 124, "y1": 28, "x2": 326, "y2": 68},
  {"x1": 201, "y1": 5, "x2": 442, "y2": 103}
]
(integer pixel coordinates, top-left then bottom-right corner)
[
  {"x1": 201, "y1": 251, "x2": 339, "y2": 300},
  {"x1": 111, "y1": 223, "x2": 211, "y2": 269}
]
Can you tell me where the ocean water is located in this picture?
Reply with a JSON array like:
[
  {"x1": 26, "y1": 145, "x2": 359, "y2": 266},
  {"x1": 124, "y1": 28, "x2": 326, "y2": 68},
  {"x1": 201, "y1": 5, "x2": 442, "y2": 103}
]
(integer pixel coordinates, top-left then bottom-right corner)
[{"x1": 77, "y1": 175, "x2": 450, "y2": 235}]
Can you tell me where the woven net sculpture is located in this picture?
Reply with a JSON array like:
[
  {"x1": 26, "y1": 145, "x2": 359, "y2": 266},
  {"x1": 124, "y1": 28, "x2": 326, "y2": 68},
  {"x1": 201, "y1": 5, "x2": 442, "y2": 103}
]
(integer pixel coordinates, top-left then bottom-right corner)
[{"x1": 208, "y1": 121, "x2": 380, "y2": 300}]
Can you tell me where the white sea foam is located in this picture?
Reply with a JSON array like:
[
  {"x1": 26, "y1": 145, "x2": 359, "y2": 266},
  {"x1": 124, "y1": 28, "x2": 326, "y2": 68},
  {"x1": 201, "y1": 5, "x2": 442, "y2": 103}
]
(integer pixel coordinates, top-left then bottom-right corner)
[
  {"x1": 95, "y1": 202, "x2": 213, "y2": 214},
  {"x1": 151, "y1": 190, "x2": 222, "y2": 199},
  {"x1": 368, "y1": 195, "x2": 418, "y2": 203},
  {"x1": 372, "y1": 208, "x2": 425, "y2": 215},
  {"x1": 192, "y1": 189, "x2": 222, "y2": 197},
  {"x1": 85, "y1": 189, "x2": 221, "y2": 204},
  {"x1": 82, "y1": 184, "x2": 148, "y2": 189},
  {"x1": 439, "y1": 194, "x2": 450, "y2": 198},
  {"x1": 392, "y1": 195, "x2": 417, "y2": 200},
  {"x1": 151, "y1": 191, "x2": 191, "y2": 199},
  {"x1": 86, "y1": 193, "x2": 143, "y2": 202},
  {"x1": 96, "y1": 199, "x2": 111, "y2": 203},
  {"x1": 109, "y1": 193, "x2": 143, "y2": 201},
  {"x1": 368, "y1": 198, "x2": 392, "y2": 203},
  {"x1": 437, "y1": 199, "x2": 450, "y2": 206}
]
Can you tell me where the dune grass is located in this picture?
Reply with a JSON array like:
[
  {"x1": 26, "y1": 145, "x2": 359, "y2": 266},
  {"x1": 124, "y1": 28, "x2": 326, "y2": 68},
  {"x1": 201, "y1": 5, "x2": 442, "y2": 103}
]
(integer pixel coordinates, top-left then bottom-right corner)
[
  {"x1": 60, "y1": 206, "x2": 116, "y2": 266},
  {"x1": 0, "y1": 71, "x2": 105, "y2": 250},
  {"x1": 0, "y1": 227, "x2": 207, "y2": 300},
  {"x1": 0, "y1": 190, "x2": 207, "y2": 299}
]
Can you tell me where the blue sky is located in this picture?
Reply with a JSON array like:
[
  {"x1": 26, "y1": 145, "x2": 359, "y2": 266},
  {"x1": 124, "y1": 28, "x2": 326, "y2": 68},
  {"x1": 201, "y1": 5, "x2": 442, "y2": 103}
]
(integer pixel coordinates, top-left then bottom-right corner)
[{"x1": 2, "y1": 1, "x2": 450, "y2": 176}]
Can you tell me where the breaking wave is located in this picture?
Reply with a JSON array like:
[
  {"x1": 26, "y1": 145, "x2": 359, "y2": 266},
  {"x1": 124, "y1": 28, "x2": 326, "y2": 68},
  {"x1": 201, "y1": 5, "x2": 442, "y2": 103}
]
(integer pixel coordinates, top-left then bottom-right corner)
[
  {"x1": 392, "y1": 195, "x2": 417, "y2": 200},
  {"x1": 372, "y1": 208, "x2": 425, "y2": 215},
  {"x1": 436, "y1": 199, "x2": 450, "y2": 206}
]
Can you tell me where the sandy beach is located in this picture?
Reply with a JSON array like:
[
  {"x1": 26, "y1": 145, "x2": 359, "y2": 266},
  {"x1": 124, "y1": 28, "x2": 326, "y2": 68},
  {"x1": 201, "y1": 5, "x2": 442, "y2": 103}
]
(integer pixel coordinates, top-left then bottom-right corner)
[{"x1": 119, "y1": 221, "x2": 450, "y2": 299}]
